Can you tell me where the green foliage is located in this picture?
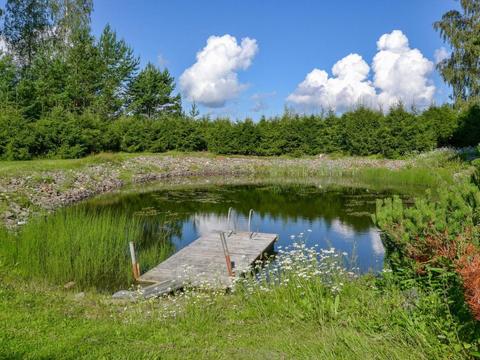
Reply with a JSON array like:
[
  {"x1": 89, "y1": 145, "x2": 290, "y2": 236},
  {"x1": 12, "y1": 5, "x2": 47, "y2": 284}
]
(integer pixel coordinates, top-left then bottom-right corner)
[
  {"x1": 375, "y1": 182, "x2": 480, "y2": 271},
  {"x1": 32, "y1": 110, "x2": 106, "y2": 158},
  {"x1": 0, "y1": 107, "x2": 35, "y2": 160},
  {"x1": 421, "y1": 105, "x2": 459, "y2": 147},
  {"x1": 0, "y1": 55, "x2": 17, "y2": 107},
  {"x1": 434, "y1": 0, "x2": 480, "y2": 102},
  {"x1": 0, "y1": 206, "x2": 173, "y2": 290},
  {"x1": 378, "y1": 105, "x2": 436, "y2": 158},
  {"x1": 126, "y1": 63, "x2": 181, "y2": 118},
  {"x1": 0, "y1": 102, "x2": 477, "y2": 159},
  {"x1": 452, "y1": 103, "x2": 480, "y2": 147},
  {"x1": 374, "y1": 181, "x2": 480, "y2": 343},
  {"x1": 342, "y1": 107, "x2": 382, "y2": 155},
  {"x1": 95, "y1": 25, "x2": 139, "y2": 118}
]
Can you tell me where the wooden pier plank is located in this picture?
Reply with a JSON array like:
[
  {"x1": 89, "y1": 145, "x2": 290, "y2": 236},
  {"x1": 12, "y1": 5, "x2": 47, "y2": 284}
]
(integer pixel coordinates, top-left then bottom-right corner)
[{"x1": 137, "y1": 231, "x2": 277, "y2": 297}]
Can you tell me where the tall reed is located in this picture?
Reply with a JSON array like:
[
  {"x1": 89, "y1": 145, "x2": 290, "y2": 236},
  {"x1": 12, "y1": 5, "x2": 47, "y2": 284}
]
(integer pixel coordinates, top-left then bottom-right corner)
[{"x1": 1, "y1": 208, "x2": 173, "y2": 291}]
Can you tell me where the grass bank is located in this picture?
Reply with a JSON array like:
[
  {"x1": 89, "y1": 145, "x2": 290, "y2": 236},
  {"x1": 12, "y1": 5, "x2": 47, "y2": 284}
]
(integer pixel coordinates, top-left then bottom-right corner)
[
  {"x1": 0, "y1": 149, "x2": 472, "y2": 227},
  {"x1": 0, "y1": 246, "x2": 473, "y2": 359}
]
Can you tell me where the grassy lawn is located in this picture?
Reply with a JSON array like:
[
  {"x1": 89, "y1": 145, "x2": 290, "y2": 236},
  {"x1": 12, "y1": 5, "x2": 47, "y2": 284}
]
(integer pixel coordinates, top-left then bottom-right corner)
[{"x1": 0, "y1": 267, "x2": 467, "y2": 360}]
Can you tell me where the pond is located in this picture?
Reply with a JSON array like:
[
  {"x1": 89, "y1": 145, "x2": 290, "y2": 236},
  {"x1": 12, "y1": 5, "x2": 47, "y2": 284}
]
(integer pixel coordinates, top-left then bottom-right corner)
[{"x1": 84, "y1": 182, "x2": 400, "y2": 275}]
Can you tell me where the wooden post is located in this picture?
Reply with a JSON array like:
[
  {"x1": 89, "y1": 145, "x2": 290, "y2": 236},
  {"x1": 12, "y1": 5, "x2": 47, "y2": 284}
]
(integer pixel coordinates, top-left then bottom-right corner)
[
  {"x1": 220, "y1": 232, "x2": 235, "y2": 277},
  {"x1": 248, "y1": 209, "x2": 254, "y2": 237},
  {"x1": 129, "y1": 241, "x2": 140, "y2": 280}
]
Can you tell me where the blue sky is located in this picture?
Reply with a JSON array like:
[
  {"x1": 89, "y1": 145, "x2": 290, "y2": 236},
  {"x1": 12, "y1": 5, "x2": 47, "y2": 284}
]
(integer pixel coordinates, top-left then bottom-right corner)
[{"x1": 3, "y1": 0, "x2": 460, "y2": 118}]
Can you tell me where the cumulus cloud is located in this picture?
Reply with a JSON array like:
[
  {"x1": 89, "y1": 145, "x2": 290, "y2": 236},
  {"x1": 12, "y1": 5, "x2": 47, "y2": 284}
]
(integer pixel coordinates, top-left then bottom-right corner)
[
  {"x1": 373, "y1": 30, "x2": 435, "y2": 109},
  {"x1": 193, "y1": 214, "x2": 229, "y2": 235},
  {"x1": 434, "y1": 46, "x2": 450, "y2": 64},
  {"x1": 369, "y1": 229, "x2": 385, "y2": 255},
  {"x1": 287, "y1": 30, "x2": 435, "y2": 112},
  {"x1": 180, "y1": 34, "x2": 258, "y2": 108},
  {"x1": 286, "y1": 54, "x2": 377, "y2": 112}
]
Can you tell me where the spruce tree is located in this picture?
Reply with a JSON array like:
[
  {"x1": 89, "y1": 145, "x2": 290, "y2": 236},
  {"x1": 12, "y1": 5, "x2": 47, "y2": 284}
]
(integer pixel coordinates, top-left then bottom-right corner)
[{"x1": 127, "y1": 63, "x2": 181, "y2": 118}]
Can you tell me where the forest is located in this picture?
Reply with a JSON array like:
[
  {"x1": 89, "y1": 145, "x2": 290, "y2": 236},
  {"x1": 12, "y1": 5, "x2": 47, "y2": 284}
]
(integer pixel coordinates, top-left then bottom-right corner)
[{"x1": 1, "y1": 0, "x2": 479, "y2": 160}]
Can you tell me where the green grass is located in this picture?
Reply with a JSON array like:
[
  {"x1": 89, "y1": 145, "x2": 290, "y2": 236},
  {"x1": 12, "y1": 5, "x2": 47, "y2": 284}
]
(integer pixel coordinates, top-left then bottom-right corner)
[
  {"x1": 0, "y1": 207, "x2": 174, "y2": 291},
  {"x1": 0, "y1": 258, "x2": 473, "y2": 359},
  {"x1": 0, "y1": 150, "x2": 477, "y2": 358}
]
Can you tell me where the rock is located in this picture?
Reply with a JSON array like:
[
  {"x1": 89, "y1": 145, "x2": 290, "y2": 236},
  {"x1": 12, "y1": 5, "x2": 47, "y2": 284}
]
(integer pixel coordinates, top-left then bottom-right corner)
[
  {"x1": 64, "y1": 281, "x2": 76, "y2": 289},
  {"x1": 74, "y1": 292, "x2": 85, "y2": 300},
  {"x1": 112, "y1": 290, "x2": 139, "y2": 301}
]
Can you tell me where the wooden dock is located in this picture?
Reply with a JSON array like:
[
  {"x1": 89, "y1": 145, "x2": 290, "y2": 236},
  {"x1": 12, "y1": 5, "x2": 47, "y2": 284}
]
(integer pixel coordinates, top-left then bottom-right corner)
[{"x1": 114, "y1": 231, "x2": 278, "y2": 299}]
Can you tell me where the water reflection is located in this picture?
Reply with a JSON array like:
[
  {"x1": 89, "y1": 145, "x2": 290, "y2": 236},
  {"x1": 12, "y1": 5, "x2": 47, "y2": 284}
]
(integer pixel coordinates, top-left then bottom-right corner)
[{"x1": 85, "y1": 184, "x2": 393, "y2": 273}]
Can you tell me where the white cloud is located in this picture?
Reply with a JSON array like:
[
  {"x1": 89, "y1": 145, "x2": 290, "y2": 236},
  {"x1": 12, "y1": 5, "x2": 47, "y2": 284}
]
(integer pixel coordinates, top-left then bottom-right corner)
[
  {"x1": 286, "y1": 54, "x2": 377, "y2": 112},
  {"x1": 369, "y1": 229, "x2": 385, "y2": 255},
  {"x1": 330, "y1": 219, "x2": 356, "y2": 238},
  {"x1": 373, "y1": 30, "x2": 435, "y2": 109},
  {"x1": 180, "y1": 34, "x2": 258, "y2": 108},
  {"x1": 434, "y1": 46, "x2": 450, "y2": 65},
  {"x1": 287, "y1": 30, "x2": 436, "y2": 112},
  {"x1": 193, "y1": 214, "x2": 229, "y2": 235}
]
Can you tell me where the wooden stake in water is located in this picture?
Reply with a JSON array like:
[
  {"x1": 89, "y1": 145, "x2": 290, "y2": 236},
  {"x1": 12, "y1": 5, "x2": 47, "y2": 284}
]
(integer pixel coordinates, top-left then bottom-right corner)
[{"x1": 129, "y1": 241, "x2": 140, "y2": 280}]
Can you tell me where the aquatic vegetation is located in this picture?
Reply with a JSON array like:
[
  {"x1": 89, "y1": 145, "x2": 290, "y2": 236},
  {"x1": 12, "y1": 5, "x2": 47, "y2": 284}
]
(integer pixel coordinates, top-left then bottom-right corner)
[{"x1": 0, "y1": 207, "x2": 174, "y2": 291}]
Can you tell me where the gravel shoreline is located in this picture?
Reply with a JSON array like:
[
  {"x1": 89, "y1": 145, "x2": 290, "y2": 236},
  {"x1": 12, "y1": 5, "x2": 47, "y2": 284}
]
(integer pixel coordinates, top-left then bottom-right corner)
[{"x1": 0, "y1": 154, "x2": 408, "y2": 227}]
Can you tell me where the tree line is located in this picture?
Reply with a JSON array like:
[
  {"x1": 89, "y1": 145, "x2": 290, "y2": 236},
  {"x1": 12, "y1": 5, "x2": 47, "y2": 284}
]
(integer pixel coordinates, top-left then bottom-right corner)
[
  {"x1": 1, "y1": 104, "x2": 479, "y2": 160},
  {"x1": 0, "y1": 0, "x2": 479, "y2": 160}
]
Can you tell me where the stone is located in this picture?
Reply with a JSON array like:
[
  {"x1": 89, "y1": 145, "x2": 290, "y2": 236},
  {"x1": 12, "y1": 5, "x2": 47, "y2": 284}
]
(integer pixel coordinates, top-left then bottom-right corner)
[
  {"x1": 64, "y1": 281, "x2": 76, "y2": 289},
  {"x1": 112, "y1": 290, "x2": 139, "y2": 301}
]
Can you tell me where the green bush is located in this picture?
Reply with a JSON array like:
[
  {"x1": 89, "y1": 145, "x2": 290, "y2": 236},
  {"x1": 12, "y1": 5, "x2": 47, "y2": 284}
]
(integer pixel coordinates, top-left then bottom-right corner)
[
  {"x1": 1, "y1": 103, "x2": 478, "y2": 160},
  {"x1": 0, "y1": 107, "x2": 35, "y2": 160},
  {"x1": 342, "y1": 107, "x2": 382, "y2": 155},
  {"x1": 32, "y1": 110, "x2": 106, "y2": 158}
]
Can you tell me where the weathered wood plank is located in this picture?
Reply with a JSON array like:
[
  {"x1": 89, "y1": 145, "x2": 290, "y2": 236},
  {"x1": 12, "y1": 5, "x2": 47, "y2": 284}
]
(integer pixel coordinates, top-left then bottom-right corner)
[{"x1": 133, "y1": 231, "x2": 277, "y2": 298}]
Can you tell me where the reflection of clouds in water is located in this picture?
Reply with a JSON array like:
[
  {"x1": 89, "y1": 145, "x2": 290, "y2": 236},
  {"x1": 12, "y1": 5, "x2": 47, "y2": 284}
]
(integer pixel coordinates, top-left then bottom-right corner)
[
  {"x1": 370, "y1": 229, "x2": 385, "y2": 255},
  {"x1": 193, "y1": 214, "x2": 230, "y2": 235},
  {"x1": 331, "y1": 219, "x2": 355, "y2": 238}
]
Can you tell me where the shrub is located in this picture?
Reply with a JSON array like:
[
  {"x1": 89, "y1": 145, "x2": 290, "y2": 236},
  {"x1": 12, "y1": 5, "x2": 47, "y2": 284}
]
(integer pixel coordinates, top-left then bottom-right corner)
[
  {"x1": 421, "y1": 105, "x2": 459, "y2": 147},
  {"x1": 375, "y1": 182, "x2": 480, "y2": 325},
  {"x1": 342, "y1": 107, "x2": 383, "y2": 155},
  {"x1": 0, "y1": 107, "x2": 35, "y2": 160}
]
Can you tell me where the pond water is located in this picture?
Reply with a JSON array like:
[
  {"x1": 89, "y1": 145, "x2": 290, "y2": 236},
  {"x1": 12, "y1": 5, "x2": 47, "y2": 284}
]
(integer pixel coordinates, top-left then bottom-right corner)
[{"x1": 85, "y1": 183, "x2": 399, "y2": 273}]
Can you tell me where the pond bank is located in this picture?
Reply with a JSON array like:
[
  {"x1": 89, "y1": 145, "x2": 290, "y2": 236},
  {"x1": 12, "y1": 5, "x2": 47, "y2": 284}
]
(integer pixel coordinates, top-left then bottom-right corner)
[{"x1": 0, "y1": 150, "x2": 467, "y2": 227}]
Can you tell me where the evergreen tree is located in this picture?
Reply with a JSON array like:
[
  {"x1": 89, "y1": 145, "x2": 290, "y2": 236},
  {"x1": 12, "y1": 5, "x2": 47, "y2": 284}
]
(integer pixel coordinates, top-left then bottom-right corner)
[
  {"x1": 63, "y1": 28, "x2": 102, "y2": 112},
  {"x1": 434, "y1": 0, "x2": 480, "y2": 102},
  {"x1": 126, "y1": 63, "x2": 181, "y2": 118},
  {"x1": 188, "y1": 101, "x2": 200, "y2": 119},
  {"x1": 95, "y1": 25, "x2": 139, "y2": 118},
  {"x1": 0, "y1": 54, "x2": 17, "y2": 108},
  {"x1": 342, "y1": 107, "x2": 383, "y2": 156}
]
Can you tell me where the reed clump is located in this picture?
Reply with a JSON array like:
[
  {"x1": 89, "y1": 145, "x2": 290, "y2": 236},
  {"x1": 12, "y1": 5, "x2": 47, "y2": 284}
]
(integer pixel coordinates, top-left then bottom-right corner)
[{"x1": 0, "y1": 207, "x2": 173, "y2": 291}]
